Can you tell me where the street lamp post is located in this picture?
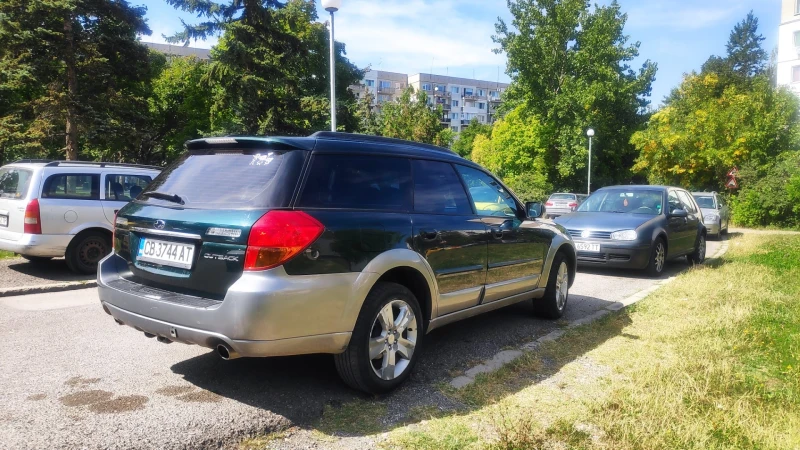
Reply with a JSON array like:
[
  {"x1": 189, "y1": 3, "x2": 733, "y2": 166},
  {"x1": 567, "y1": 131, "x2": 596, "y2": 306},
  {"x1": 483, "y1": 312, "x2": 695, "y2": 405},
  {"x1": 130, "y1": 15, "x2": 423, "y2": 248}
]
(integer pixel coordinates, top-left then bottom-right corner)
[
  {"x1": 586, "y1": 128, "x2": 595, "y2": 195},
  {"x1": 322, "y1": 0, "x2": 342, "y2": 132}
]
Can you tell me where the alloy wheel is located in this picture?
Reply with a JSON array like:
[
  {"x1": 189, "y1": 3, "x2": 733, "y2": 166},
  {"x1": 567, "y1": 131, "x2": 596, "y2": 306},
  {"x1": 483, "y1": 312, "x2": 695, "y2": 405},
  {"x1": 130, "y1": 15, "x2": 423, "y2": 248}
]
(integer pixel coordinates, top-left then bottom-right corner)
[
  {"x1": 654, "y1": 242, "x2": 665, "y2": 273},
  {"x1": 369, "y1": 299, "x2": 418, "y2": 381},
  {"x1": 555, "y1": 261, "x2": 569, "y2": 310}
]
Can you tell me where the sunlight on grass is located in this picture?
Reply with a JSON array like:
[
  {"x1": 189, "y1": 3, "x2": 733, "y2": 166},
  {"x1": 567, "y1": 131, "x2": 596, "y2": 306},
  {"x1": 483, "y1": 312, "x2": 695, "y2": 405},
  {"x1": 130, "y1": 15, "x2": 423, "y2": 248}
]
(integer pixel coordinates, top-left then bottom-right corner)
[{"x1": 0, "y1": 250, "x2": 17, "y2": 259}]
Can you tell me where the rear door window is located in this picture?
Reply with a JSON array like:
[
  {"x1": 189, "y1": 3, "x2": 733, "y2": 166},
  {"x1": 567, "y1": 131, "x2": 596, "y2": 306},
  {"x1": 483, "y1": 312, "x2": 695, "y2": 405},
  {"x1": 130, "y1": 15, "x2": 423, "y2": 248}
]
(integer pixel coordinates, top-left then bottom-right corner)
[
  {"x1": 42, "y1": 174, "x2": 100, "y2": 200},
  {"x1": 411, "y1": 160, "x2": 472, "y2": 215},
  {"x1": 105, "y1": 174, "x2": 153, "y2": 201},
  {"x1": 141, "y1": 150, "x2": 306, "y2": 209},
  {"x1": 298, "y1": 154, "x2": 412, "y2": 211},
  {"x1": 0, "y1": 168, "x2": 33, "y2": 199}
]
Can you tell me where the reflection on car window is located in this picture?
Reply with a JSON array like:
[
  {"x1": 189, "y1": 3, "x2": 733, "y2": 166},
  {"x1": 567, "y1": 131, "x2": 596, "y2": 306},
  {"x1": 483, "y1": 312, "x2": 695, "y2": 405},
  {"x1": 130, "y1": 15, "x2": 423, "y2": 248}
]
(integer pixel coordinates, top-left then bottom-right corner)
[
  {"x1": 676, "y1": 191, "x2": 697, "y2": 213},
  {"x1": 105, "y1": 175, "x2": 152, "y2": 202},
  {"x1": 693, "y1": 195, "x2": 715, "y2": 209},
  {"x1": 667, "y1": 191, "x2": 682, "y2": 214},
  {"x1": 455, "y1": 165, "x2": 519, "y2": 218},
  {"x1": 577, "y1": 189, "x2": 663, "y2": 215},
  {"x1": 548, "y1": 193, "x2": 575, "y2": 200},
  {"x1": 0, "y1": 168, "x2": 33, "y2": 199}
]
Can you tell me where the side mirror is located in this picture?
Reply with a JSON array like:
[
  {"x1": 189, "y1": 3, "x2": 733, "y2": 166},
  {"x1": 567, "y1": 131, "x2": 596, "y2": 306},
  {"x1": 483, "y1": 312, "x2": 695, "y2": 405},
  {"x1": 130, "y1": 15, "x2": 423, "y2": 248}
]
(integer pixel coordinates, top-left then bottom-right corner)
[
  {"x1": 526, "y1": 202, "x2": 543, "y2": 219},
  {"x1": 670, "y1": 208, "x2": 688, "y2": 218}
]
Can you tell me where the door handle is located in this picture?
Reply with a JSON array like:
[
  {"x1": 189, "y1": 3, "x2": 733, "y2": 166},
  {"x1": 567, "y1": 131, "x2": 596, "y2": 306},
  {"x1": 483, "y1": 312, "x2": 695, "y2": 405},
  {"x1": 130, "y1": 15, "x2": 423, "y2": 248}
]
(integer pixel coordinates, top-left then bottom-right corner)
[{"x1": 420, "y1": 230, "x2": 439, "y2": 241}]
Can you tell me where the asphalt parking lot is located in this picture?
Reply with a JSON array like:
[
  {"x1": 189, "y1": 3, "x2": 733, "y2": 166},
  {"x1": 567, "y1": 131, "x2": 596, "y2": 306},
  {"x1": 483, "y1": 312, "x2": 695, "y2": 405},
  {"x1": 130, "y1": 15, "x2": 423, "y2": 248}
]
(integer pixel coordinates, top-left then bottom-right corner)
[{"x1": 0, "y1": 238, "x2": 723, "y2": 450}]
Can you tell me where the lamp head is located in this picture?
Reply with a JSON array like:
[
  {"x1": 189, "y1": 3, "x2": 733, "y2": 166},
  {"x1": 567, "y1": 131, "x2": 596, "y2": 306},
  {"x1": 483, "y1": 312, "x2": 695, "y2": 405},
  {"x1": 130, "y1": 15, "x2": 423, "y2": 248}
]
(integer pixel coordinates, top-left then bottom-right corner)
[
  {"x1": 587, "y1": 128, "x2": 595, "y2": 137},
  {"x1": 322, "y1": 0, "x2": 342, "y2": 12}
]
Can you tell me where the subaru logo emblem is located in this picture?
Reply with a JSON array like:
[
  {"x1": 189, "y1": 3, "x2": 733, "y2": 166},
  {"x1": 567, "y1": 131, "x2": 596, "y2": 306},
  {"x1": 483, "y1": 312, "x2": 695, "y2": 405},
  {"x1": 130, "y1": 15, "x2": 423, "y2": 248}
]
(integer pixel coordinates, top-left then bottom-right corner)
[
  {"x1": 154, "y1": 220, "x2": 166, "y2": 230},
  {"x1": 580, "y1": 230, "x2": 592, "y2": 239}
]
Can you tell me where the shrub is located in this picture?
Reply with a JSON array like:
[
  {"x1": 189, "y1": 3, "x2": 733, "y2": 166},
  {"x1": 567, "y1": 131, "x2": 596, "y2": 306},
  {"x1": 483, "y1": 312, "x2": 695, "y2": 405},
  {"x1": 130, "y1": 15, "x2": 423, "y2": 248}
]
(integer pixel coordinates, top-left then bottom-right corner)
[{"x1": 731, "y1": 152, "x2": 800, "y2": 228}]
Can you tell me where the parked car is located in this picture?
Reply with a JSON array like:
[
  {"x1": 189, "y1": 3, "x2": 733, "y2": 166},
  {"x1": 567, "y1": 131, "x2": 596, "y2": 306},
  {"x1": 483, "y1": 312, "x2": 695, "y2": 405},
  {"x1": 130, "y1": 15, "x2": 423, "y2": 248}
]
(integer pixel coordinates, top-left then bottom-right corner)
[
  {"x1": 544, "y1": 193, "x2": 587, "y2": 219},
  {"x1": 692, "y1": 191, "x2": 729, "y2": 239},
  {"x1": 98, "y1": 132, "x2": 577, "y2": 394},
  {"x1": 553, "y1": 185, "x2": 706, "y2": 276},
  {"x1": 0, "y1": 160, "x2": 160, "y2": 273}
]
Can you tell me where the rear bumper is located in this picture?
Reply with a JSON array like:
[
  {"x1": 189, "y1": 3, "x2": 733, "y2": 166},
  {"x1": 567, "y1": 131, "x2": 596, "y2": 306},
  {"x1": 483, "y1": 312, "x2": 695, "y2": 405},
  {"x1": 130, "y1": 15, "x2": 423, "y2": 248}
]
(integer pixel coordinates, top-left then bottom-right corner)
[
  {"x1": 574, "y1": 239, "x2": 651, "y2": 269},
  {"x1": 97, "y1": 253, "x2": 377, "y2": 357},
  {"x1": 0, "y1": 233, "x2": 72, "y2": 257},
  {"x1": 544, "y1": 207, "x2": 574, "y2": 217}
]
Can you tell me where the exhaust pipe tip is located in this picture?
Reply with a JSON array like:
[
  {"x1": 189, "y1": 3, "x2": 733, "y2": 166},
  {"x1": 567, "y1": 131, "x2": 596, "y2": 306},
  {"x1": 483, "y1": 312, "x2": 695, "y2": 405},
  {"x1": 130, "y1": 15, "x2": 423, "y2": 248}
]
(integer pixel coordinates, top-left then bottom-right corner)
[
  {"x1": 144, "y1": 332, "x2": 156, "y2": 339},
  {"x1": 216, "y1": 344, "x2": 240, "y2": 360},
  {"x1": 156, "y1": 336, "x2": 173, "y2": 344}
]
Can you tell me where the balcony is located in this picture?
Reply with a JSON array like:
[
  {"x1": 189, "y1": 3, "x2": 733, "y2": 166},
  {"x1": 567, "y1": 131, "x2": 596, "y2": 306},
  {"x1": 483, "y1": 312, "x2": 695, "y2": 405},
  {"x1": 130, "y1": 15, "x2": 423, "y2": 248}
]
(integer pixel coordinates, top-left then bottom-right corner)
[
  {"x1": 377, "y1": 85, "x2": 394, "y2": 93},
  {"x1": 441, "y1": 117, "x2": 452, "y2": 124},
  {"x1": 433, "y1": 89, "x2": 450, "y2": 97}
]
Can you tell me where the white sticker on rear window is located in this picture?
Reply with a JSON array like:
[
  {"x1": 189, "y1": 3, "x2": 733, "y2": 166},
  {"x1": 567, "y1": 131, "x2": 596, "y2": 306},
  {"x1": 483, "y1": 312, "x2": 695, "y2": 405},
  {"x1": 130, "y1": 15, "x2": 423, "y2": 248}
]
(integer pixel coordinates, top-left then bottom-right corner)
[{"x1": 250, "y1": 153, "x2": 274, "y2": 166}]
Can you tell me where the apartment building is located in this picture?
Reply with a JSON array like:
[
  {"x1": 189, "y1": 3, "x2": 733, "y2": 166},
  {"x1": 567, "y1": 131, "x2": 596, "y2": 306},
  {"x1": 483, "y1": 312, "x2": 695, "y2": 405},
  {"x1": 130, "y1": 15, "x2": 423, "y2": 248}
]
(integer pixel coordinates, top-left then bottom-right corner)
[
  {"x1": 143, "y1": 42, "x2": 211, "y2": 60},
  {"x1": 777, "y1": 0, "x2": 800, "y2": 95},
  {"x1": 351, "y1": 71, "x2": 509, "y2": 132}
]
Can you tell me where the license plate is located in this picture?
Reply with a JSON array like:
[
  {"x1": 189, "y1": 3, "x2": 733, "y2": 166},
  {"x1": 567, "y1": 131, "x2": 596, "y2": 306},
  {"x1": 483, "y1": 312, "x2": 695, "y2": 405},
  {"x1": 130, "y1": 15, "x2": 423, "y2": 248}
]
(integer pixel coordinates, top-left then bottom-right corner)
[
  {"x1": 576, "y1": 242, "x2": 601, "y2": 252},
  {"x1": 137, "y1": 238, "x2": 195, "y2": 269},
  {"x1": 0, "y1": 215, "x2": 7, "y2": 227}
]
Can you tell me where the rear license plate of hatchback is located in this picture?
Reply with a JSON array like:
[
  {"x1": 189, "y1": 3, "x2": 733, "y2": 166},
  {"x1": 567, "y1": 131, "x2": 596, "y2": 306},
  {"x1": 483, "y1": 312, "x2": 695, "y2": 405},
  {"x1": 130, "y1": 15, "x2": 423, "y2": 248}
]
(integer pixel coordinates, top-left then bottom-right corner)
[
  {"x1": 137, "y1": 238, "x2": 195, "y2": 269},
  {"x1": 0, "y1": 214, "x2": 7, "y2": 227},
  {"x1": 575, "y1": 243, "x2": 600, "y2": 252}
]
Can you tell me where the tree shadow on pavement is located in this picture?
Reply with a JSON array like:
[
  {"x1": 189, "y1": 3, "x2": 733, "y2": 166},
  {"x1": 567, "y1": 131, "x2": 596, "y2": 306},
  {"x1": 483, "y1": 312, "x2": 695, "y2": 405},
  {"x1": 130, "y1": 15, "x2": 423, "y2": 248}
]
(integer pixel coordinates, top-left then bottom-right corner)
[
  {"x1": 3, "y1": 258, "x2": 92, "y2": 283},
  {"x1": 170, "y1": 295, "x2": 629, "y2": 439}
]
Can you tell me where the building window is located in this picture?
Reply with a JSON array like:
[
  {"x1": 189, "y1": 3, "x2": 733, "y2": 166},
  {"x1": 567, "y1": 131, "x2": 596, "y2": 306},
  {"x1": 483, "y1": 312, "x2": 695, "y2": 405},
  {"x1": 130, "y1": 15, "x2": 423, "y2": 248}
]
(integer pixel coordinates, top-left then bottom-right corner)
[
  {"x1": 793, "y1": 66, "x2": 800, "y2": 83},
  {"x1": 422, "y1": 83, "x2": 431, "y2": 91},
  {"x1": 364, "y1": 79, "x2": 375, "y2": 87},
  {"x1": 436, "y1": 84, "x2": 446, "y2": 92},
  {"x1": 795, "y1": 31, "x2": 800, "y2": 47},
  {"x1": 477, "y1": 89, "x2": 485, "y2": 96},
  {"x1": 451, "y1": 126, "x2": 459, "y2": 132},
  {"x1": 377, "y1": 94, "x2": 391, "y2": 103},
  {"x1": 478, "y1": 102, "x2": 485, "y2": 110},
  {"x1": 464, "y1": 88, "x2": 474, "y2": 96},
  {"x1": 452, "y1": 100, "x2": 459, "y2": 107},
  {"x1": 796, "y1": 0, "x2": 800, "y2": 14},
  {"x1": 489, "y1": 90, "x2": 498, "y2": 99},
  {"x1": 451, "y1": 86, "x2": 460, "y2": 94},
  {"x1": 450, "y1": 113, "x2": 459, "y2": 120},
  {"x1": 379, "y1": 80, "x2": 392, "y2": 89}
]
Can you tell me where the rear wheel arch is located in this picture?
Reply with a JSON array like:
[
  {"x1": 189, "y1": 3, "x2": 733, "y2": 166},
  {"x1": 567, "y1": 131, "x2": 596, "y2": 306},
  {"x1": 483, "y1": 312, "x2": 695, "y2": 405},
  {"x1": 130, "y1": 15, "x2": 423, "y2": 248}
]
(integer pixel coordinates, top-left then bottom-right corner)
[
  {"x1": 373, "y1": 266, "x2": 432, "y2": 332},
  {"x1": 65, "y1": 227, "x2": 112, "y2": 274}
]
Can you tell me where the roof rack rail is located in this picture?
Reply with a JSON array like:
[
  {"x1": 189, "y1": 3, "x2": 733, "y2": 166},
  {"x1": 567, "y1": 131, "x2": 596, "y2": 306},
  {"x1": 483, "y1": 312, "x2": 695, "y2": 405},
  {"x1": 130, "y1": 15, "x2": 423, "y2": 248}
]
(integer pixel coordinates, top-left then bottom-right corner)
[
  {"x1": 44, "y1": 161, "x2": 162, "y2": 170},
  {"x1": 11, "y1": 159, "x2": 54, "y2": 164},
  {"x1": 310, "y1": 131, "x2": 458, "y2": 156}
]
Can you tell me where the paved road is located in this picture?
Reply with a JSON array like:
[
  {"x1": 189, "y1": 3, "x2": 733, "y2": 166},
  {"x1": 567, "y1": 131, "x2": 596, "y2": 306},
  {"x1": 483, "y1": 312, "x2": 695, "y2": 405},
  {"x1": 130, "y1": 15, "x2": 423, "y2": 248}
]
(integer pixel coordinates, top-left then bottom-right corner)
[
  {"x1": 0, "y1": 257, "x2": 92, "y2": 290},
  {"x1": 0, "y1": 238, "x2": 723, "y2": 450}
]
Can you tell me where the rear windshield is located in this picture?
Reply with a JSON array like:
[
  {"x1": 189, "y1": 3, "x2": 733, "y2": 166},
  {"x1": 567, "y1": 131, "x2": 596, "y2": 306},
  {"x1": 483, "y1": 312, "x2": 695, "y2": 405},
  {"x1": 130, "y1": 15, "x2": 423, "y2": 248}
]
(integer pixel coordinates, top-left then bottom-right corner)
[
  {"x1": 0, "y1": 168, "x2": 33, "y2": 199},
  {"x1": 549, "y1": 193, "x2": 575, "y2": 200},
  {"x1": 139, "y1": 150, "x2": 307, "y2": 209},
  {"x1": 693, "y1": 195, "x2": 715, "y2": 209}
]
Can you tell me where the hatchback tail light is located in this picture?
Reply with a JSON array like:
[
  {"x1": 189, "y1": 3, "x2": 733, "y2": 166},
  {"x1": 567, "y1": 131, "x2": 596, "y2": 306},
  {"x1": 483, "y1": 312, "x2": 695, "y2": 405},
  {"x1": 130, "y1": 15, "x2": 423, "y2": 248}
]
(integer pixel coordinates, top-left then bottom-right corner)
[
  {"x1": 24, "y1": 199, "x2": 42, "y2": 234},
  {"x1": 568, "y1": 202, "x2": 578, "y2": 207},
  {"x1": 244, "y1": 211, "x2": 324, "y2": 271},
  {"x1": 545, "y1": 201, "x2": 553, "y2": 207}
]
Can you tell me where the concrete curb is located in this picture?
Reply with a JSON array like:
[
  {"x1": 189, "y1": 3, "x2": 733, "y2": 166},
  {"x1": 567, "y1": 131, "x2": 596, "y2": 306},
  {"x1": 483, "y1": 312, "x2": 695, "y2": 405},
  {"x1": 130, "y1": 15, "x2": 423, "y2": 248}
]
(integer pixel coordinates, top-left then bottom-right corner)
[
  {"x1": 0, "y1": 280, "x2": 97, "y2": 297},
  {"x1": 450, "y1": 238, "x2": 731, "y2": 389}
]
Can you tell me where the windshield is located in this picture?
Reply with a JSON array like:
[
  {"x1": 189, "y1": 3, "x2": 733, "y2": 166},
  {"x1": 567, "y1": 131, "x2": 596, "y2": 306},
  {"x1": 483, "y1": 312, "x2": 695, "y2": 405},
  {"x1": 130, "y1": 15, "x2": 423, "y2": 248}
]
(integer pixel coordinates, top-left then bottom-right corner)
[
  {"x1": 0, "y1": 168, "x2": 33, "y2": 199},
  {"x1": 548, "y1": 193, "x2": 575, "y2": 200},
  {"x1": 578, "y1": 189, "x2": 663, "y2": 215},
  {"x1": 693, "y1": 195, "x2": 715, "y2": 209}
]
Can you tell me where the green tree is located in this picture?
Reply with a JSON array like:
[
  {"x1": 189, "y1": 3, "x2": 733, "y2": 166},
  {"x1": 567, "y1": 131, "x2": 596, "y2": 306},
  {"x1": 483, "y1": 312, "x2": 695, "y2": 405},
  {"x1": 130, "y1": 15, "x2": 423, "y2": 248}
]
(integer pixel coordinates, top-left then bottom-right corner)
[
  {"x1": 494, "y1": 0, "x2": 656, "y2": 190},
  {"x1": 353, "y1": 89, "x2": 380, "y2": 135},
  {"x1": 726, "y1": 11, "x2": 767, "y2": 78},
  {"x1": 452, "y1": 118, "x2": 491, "y2": 158},
  {"x1": 632, "y1": 74, "x2": 800, "y2": 190},
  {"x1": 0, "y1": 0, "x2": 152, "y2": 161},
  {"x1": 165, "y1": 0, "x2": 362, "y2": 136},
  {"x1": 380, "y1": 87, "x2": 452, "y2": 147}
]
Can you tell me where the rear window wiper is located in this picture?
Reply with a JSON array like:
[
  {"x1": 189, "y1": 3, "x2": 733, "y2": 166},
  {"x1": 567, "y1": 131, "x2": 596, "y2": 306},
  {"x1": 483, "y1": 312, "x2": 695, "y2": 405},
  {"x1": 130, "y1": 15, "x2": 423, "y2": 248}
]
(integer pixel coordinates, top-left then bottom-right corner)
[{"x1": 142, "y1": 191, "x2": 184, "y2": 205}]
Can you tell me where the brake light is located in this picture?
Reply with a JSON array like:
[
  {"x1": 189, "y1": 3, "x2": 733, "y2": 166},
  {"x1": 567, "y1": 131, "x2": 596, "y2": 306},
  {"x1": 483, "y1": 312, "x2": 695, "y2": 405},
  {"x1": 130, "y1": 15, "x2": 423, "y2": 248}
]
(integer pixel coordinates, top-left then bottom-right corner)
[
  {"x1": 244, "y1": 211, "x2": 324, "y2": 271},
  {"x1": 568, "y1": 202, "x2": 578, "y2": 207},
  {"x1": 24, "y1": 199, "x2": 41, "y2": 234},
  {"x1": 545, "y1": 202, "x2": 553, "y2": 207}
]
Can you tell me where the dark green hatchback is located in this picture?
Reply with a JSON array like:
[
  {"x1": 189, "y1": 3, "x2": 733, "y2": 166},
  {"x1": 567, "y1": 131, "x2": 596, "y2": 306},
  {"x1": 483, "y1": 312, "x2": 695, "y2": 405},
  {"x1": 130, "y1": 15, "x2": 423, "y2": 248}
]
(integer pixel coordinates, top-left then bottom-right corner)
[{"x1": 99, "y1": 132, "x2": 576, "y2": 394}]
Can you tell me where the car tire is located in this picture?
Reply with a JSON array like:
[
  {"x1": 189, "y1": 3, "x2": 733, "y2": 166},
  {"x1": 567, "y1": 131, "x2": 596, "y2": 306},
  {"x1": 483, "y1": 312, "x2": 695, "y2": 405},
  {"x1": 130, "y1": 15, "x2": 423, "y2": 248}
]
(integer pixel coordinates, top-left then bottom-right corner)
[
  {"x1": 334, "y1": 282, "x2": 423, "y2": 394},
  {"x1": 645, "y1": 237, "x2": 666, "y2": 277},
  {"x1": 21, "y1": 256, "x2": 53, "y2": 264},
  {"x1": 687, "y1": 233, "x2": 706, "y2": 265},
  {"x1": 65, "y1": 231, "x2": 111, "y2": 274},
  {"x1": 721, "y1": 221, "x2": 729, "y2": 235},
  {"x1": 533, "y1": 252, "x2": 570, "y2": 319}
]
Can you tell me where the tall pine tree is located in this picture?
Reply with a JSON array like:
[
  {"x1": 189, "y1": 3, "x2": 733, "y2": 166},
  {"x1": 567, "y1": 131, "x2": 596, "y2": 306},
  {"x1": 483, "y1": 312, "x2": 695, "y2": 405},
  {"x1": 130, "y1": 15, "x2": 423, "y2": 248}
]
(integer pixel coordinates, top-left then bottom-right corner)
[{"x1": 0, "y1": 0, "x2": 152, "y2": 161}]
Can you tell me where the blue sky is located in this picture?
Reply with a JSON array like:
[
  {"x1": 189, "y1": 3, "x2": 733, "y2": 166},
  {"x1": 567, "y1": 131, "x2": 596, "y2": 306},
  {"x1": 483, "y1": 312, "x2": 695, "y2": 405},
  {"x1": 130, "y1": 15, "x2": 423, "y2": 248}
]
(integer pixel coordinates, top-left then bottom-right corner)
[{"x1": 136, "y1": 0, "x2": 782, "y2": 105}]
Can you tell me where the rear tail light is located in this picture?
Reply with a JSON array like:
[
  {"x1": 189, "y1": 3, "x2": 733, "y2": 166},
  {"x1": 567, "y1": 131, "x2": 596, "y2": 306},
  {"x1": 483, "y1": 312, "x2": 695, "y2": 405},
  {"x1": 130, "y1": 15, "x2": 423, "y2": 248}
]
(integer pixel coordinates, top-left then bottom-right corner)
[
  {"x1": 244, "y1": 211, "x2": 324, "y2": 271},
  {"x1": 24, "y1": 199, "x2": 41, "y2": 234},
  {"x1": 545, "y1": 202, "x2": 553, "y2": 207}
]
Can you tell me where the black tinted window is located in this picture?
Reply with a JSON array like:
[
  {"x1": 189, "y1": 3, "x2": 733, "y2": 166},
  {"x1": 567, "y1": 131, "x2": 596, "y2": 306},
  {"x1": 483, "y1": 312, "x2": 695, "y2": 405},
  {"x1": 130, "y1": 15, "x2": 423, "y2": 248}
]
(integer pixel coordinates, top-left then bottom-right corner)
[
  {"x1": 412, "y1": 160, "x2": 471, "y2": 215},
  {"x1": 142, "y1": 150, "x2": 306, "y2": 209},
  {"x1": 299, "y1": 155, "x2": 412, "y2": 211},
  {"x1": 0, "y1": 168, "x2": 33, "y2": 199},
  {"x1": 42, "y1": 174, "x2": 99, "y2": 200}
]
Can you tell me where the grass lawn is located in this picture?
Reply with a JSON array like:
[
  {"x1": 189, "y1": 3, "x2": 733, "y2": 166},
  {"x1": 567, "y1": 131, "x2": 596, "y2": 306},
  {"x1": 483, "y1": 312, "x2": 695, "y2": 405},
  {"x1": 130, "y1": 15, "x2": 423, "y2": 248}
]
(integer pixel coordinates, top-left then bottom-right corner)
[
  {"x1": 298, "y1": 233, "x2": 800, "y2": 450},
  {"x1": 0, "y1": 250, "x2": 17, "y2": 259}
]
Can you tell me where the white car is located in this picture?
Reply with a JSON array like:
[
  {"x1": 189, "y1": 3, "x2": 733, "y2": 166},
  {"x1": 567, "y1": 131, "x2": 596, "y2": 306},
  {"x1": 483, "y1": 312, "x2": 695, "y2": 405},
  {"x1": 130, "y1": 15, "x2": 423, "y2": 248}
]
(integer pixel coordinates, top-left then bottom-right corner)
[{"x1": 0, "y1": 160, "x2": 160, "y2": 273}]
